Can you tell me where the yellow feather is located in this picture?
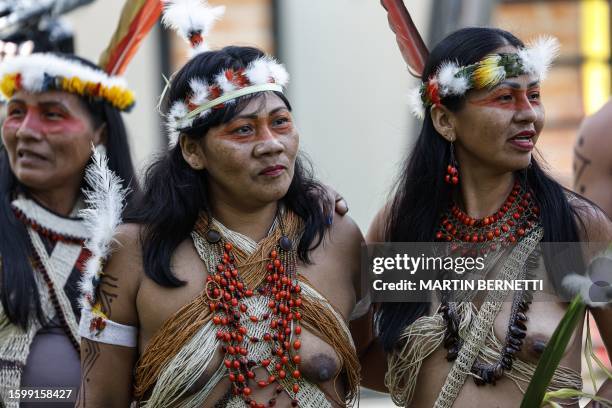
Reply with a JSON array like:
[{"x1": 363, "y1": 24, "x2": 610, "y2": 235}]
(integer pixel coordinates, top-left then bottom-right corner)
[{"x1": 473, "y1": 55, "x2": 506, "y2": 88}]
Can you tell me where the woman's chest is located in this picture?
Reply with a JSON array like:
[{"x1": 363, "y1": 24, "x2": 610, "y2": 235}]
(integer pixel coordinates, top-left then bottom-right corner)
[{"x1": 492, "y1": 300, "x2": 583, "y2": 366}]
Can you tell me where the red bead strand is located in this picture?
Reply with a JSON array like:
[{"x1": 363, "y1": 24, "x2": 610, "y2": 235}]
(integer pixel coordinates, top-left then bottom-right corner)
[
  {"x1": 206, "y1": 238, "x2": 301, "y2": 406},
  {"x1": 435, "y1": 181, "x2": 539, "y2": 253}
]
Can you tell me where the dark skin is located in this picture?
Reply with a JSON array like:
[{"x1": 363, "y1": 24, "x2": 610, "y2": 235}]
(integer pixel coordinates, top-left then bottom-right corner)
[
  {"x1": 1, "y1": 89, "x2": 107, "y2": 404},
  {"x1": 1, "y1": 90, "x2": 106, "y2": 215},
  {"x1": 573, "y1": 99, "x2": 612, "y2": 408},
  {"x1": 77, "y1": 94, "x2": 364, "y2": 407},
  {"x1": 360, "y1": 45, "x2": 612, "y2": 407},
  {"x1": 573, "y1": 99, "x2": 612, "y2": 215}
]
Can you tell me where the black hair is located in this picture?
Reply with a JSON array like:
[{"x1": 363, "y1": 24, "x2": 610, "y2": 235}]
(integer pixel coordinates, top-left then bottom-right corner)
[
  {"x1": 0, "y1": 53, "x2": 140, "y2": 329},
  {"x1": 126, "y1": 46, "x2": 331, "y2": 287},
  {"x1": 376, "y1": 27, "x2": 587, "y2": 351}
]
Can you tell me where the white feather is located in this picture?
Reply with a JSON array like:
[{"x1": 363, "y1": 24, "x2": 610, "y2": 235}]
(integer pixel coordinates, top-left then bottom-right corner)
[
  {"x1": 189, "y1": 77, "x2": 210, "y2": 105},
  {"x1": 168, "y1": 100, "x2": 189, "y2": 120},
  {"x1": 245, "y1": 58, "x2": 271, "y2": 85},
  {"x1": 216, "y1": 70, "x2": 237, "y2": 93},
  {"x1": 167, "y1": 124, "x2": 181, "y2": 148},
  {"x1": 437, "y1": 61, "x2": 469, "y2": 97},
  {"x1": 518, "y1": 36, "x2": 560, "y2": 80},
  {"x1": 268, "y1": 60, "x2": 289, "y2": 87},
  {"x1": 407, "y1": 85, "x2": 425, "y2": 120},
  {"x1": 162, "y1": 0, "x2": 225, "y2": 45},
  {"x1": 166, "y1": 101, "x2": 191, "y2": 147},
  {"x1": 79, "y1": 259, "x2": 98, "y2": 310},
  {"x1": 78, "y1": 147, "x2": 128, "y2": 307}
]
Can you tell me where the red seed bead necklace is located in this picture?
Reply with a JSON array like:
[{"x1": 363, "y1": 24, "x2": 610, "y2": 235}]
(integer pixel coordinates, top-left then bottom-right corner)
[
  {"x1": 205, "y1": 230, "x2": 303, "y2": 408},
  {"x1": 435, "y1": 180, "x2": 539, "y2": 253}
]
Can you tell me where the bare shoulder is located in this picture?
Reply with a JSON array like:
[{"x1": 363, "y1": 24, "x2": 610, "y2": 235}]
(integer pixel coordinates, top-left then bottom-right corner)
[
  {"x1": 366, "y1": 203, "x2": 392, "y2": 243},
  {"x1": 575, "y1": 100, "x2": 612, "y2": 162},
  {"x1": 105, "y1": 223, "x2": 145, "y2": 282},
  {"x1": 327, "y1": 213, "x2": 363, "y2": 247},
  {"x1": 569, "y1": 195, "x2": 612, "y2": 256},
  {"x1": 97, "y1": 222, "x2": 145, "y2": 325}
]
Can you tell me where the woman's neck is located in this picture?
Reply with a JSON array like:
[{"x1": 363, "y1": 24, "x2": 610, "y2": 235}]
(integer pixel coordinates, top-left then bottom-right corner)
[
  {"x1": 456, "y1": 166, "x2": 516, "y2": 219},
  {"x1": 28, "y1": 186, "x2": 81, "y2": 216},
  {"x1": 210, "y1": 197, "x2": 279, "y2": 242}
]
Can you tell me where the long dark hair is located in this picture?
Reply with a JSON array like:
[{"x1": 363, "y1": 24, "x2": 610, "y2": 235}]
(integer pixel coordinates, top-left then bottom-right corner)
[
  {"x1": 0, "y1": 53, "x2": 140, "y2": 329},
  {"x1": 127, "y1": 46, "x2": 330, "y2": 287},
  {"x1": 376, "y1": 27, "x2": 588, "y2": 351}
]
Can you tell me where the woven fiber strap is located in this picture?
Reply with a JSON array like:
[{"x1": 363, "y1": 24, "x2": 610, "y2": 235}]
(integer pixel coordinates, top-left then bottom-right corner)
[{"x1": 433, "y1": 227, "x2": 544, "y2": 408}]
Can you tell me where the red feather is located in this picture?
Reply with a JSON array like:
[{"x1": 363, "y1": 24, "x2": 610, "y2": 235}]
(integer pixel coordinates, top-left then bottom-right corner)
[
  {"x1": 100, "y1": 0, "x2": 163, "y2": 76},
  {"x1": 380, "y1": 0, "x2": 429, "y2": 78}
]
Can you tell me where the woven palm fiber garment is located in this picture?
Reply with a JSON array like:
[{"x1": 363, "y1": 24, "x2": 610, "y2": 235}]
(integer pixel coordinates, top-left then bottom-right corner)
[
  {"x1": 0, "y1": 196, "x2": 90, "y2": 408},
  {"x1": 385, "y1": 227, "x2": 583, "y2": 407},
  {"x1": 133, "y1": 211, "x2": 360, "y2": 408}
]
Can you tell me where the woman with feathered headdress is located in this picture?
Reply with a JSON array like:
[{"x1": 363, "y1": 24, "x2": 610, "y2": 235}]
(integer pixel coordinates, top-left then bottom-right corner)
[{"x1": 76, "y1": 1, "x2": 364, "y2": 407}]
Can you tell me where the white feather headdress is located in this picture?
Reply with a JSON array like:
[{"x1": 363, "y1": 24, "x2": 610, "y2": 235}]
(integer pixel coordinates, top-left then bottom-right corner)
[
  {"x1": 160, "y1": 0, "x2": 291, "y2": 147},
  {"x1": 408, "y1": 36, "x2": 561, "y2": 119},
  {"x1": 165, "y1": 56, "x2": 290, "y2": 147}
]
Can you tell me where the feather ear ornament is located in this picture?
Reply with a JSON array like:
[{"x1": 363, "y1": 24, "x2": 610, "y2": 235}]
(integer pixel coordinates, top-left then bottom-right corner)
[
  {"x1": 161, "y1": 0, "x2": 225, "y2": 55},
  {"x1": 78, "y1": 146, "x2": 128, "y2": 311}
]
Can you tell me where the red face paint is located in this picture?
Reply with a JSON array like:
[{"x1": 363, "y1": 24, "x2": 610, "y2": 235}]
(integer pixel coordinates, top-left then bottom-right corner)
[
  {"x1": 3, "y1": 102, "x2": 87, "y2": 136},
  {"x1": 469, "y1": 86, "x2": 541, "y2": 111}
]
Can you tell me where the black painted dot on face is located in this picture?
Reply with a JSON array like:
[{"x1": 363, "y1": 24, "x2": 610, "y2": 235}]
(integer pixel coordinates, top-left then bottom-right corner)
[
  {"x1": 578, "y1": 137, "x2": 584, "y2": 147},
  {"x1": 580, "y1": 185, "x2": 586, "y2": 193}
]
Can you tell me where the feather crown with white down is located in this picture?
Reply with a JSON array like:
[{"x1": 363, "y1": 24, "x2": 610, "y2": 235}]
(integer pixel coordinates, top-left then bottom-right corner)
[
  {"x1": 408, "y1": 36, "x2": 560, "y2": 119},
  {"x1": 0, "y1": 53, "x2": 135, "y2": 111},
  {"x1": 161, "y1": 0, "x2": 290, "y2": 147}
]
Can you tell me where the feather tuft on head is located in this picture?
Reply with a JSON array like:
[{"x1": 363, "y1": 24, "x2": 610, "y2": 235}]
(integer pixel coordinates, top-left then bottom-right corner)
[
  {"x1": 518, "y1": 36, "x2": 560, "y2": 80},
  {"x1": 216, "y1": 70, "x2": 237, "y2": 93},
  {"x1": 166, "y1": 101, "x2": 190, "y2": 147},
  {"x1": 189, "y1": 77, "x2": 210, "y2": 105},
  {"x1": 161, "y1": 0, "x2": 225, "y2": 55},
  {"x1": 437, "y1": 61, "x2": 469, "y2": 97},
  {"x1": 268, "y1": 60, "x2": 289, "y2": 87},
  {"x1": 408, "y1": 85, "x2": 425, "y2": 119}
]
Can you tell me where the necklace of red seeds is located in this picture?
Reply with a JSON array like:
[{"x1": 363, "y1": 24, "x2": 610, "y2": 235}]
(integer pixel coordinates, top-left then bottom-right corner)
[
  {"x1": 435, "y1": 180, "x2": 539, "y2": 253},
  {"x1": 204, "y1": 226, "x2": 303, "y2": 408}
]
